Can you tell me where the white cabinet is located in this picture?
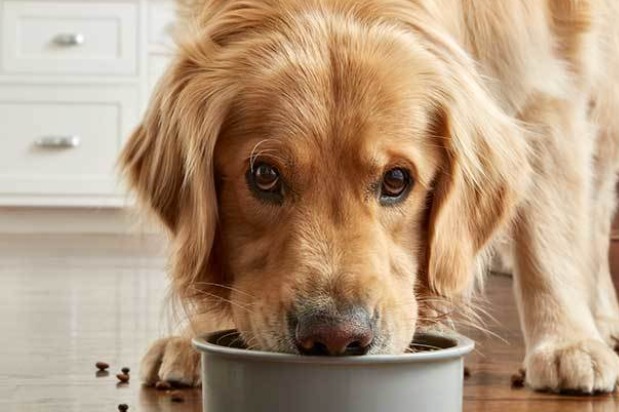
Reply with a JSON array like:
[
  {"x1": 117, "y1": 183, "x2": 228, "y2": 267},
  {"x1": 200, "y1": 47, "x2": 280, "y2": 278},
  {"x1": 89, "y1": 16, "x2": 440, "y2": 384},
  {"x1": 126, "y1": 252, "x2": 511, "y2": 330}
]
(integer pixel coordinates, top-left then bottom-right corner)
[
  {"x1": 0, "y1": 0, "x2": 177, "y2": 206},
  {"x1": 2, "y1": 1, "x2": 138, "y2": 75},
  {"x1": 0, "y1": 84, "x2": 138, "y2": 204}
]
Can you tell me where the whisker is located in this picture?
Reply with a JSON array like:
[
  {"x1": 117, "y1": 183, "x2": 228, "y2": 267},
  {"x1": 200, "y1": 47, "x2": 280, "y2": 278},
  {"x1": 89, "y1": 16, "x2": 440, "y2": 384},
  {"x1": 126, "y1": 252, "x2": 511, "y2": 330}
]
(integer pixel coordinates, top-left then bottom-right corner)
[
  {"x1": 192, "y1": 281, "x2": 256, "y2": 298},
  {"x1": 215, "y1": 330, "x2": 242, "y2": 346},
  {"x1": 189, "y1": 287, "x2": 256, "y2": 314}
]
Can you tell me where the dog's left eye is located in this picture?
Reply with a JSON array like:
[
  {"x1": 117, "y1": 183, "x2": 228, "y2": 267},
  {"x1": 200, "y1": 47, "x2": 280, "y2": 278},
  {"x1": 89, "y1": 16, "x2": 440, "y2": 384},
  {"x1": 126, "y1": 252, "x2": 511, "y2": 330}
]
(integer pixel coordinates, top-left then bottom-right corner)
[
  {"x1": 247, "y1": 162, "x2": 283, "y2": 203},
  {"x1": 380, "y1": 167, "x2": 411, "y2": 204},
  {"x1": 253, "y1": 163, "x2": 280, "y2": 191}
]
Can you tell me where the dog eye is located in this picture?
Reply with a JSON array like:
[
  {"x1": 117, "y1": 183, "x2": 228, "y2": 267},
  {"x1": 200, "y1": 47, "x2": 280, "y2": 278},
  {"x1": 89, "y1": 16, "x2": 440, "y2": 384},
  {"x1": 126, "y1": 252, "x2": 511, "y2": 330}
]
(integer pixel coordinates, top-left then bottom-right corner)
[
  {"x1": 247, "y1": 161, "x2": 284, "y2": 204},
  {"x1": 380, "y1": 168, "x2": 411, "y2": 204},
  {"x1": 253, "y1": 163, "x2": 280, "y2": 192}
]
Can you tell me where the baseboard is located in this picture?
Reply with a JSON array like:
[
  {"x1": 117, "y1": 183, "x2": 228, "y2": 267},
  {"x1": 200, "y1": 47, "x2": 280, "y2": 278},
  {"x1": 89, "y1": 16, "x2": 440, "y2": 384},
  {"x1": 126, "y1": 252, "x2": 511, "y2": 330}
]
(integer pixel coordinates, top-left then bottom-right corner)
[{"x1": 0, "y1": 207, "x2": 165, "y2": 235}]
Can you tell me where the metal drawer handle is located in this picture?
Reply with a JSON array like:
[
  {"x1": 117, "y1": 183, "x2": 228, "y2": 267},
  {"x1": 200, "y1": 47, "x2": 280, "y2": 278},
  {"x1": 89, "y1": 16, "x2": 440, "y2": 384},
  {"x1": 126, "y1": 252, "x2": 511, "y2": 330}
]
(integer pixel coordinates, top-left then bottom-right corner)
[
  {"x1": 54, "y1": 33, "x2": 85, "y2": 46},
  {"x1": 35, "y1": 136, "x2": 81, "y2": 149}
]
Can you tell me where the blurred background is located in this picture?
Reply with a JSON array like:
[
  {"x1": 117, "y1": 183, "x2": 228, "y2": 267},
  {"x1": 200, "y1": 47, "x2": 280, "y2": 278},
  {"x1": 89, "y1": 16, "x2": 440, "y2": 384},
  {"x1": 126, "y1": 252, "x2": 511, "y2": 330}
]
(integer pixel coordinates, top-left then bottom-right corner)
[
  {"x1": 0, "y1": 1, "x2": 186, "y2": 410},
  {"x1": 0, "y1": 0, "x2": 175, "y2": 215}
]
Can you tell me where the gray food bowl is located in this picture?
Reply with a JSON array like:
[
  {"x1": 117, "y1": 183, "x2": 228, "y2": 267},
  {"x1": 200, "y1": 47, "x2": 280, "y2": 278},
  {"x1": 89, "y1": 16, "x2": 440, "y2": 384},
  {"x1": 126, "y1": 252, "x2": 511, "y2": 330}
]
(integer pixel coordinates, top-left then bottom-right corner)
[{"x1": 192, "y1": 329, "x2": 474, "y2": 412}]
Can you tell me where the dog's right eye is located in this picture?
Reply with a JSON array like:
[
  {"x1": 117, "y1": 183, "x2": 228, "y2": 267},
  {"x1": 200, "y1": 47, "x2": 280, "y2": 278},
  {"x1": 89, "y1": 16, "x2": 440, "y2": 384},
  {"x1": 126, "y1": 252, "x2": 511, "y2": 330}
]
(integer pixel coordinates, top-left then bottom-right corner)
[
  {"x1": 247, "y1": 162, "x2": 283, "y2": 203},
  {"x1": 379, "y1": 167, "x2": 411, "y2": 205},
  {"x1": 254, "y1": 163, "x2": 280, "y2": 191}
]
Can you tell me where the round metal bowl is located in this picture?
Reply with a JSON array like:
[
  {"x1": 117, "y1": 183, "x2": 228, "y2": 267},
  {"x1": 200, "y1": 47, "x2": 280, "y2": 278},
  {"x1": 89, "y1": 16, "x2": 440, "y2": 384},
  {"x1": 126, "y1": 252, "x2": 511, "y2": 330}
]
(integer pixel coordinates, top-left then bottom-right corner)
[{"x1": 192, "y1": 329, "x2": 474, "y2": 412}]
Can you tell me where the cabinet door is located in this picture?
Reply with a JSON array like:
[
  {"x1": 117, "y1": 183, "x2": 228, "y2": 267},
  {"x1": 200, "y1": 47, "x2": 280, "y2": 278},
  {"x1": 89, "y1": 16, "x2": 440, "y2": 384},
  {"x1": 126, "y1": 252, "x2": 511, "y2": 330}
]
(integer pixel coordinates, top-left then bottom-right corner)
[{"x1": 0, "y1": 84, "x2": 138, "y2": 205}]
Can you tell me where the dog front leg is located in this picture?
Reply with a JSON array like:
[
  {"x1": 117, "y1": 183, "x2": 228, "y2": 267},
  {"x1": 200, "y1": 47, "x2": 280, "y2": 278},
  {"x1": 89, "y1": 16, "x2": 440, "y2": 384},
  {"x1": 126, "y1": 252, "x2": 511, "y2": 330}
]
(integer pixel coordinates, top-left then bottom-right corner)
[{"x1": 512, "y1": 97, "x2": 619, "y2": 394}]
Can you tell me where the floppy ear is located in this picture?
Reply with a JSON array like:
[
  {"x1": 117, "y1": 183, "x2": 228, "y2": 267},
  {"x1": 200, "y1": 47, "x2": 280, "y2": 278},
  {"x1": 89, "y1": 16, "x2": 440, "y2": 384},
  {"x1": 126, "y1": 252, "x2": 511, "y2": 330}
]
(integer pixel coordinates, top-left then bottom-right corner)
[
  {"x1": 119, "y1": 72, "x2": 186, "y2": 233},
  {"x1": 119, "y1": 39, "x2": 236, "y2": 306},
  {"x1": 424, "y1": 58, "x2": 530, "y2": 298},
  {"x1": 120, "y1": 0, "x2": 270, "y2": 232},
  {"x1": 380, "y1": 1, "x2": 530, "y2": 297}
]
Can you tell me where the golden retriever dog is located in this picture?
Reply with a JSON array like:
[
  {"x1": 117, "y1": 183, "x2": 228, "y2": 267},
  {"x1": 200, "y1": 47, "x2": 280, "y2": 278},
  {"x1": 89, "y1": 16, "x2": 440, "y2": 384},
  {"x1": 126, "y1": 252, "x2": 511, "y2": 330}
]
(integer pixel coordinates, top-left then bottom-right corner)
[{"x1": 120, "y1": 0, "x2": 619, "y2": 394}]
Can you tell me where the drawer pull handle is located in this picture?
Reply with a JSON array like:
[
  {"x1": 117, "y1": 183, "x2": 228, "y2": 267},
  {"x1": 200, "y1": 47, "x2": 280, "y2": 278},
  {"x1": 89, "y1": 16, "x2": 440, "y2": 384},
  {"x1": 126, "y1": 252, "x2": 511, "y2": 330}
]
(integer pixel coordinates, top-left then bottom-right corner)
[
  {"x1": 54, "y1": 33, "x2": 85, "y2": 46},
  {"x1": 35, "y1": 136, "x2": 81, "y2": 149}
]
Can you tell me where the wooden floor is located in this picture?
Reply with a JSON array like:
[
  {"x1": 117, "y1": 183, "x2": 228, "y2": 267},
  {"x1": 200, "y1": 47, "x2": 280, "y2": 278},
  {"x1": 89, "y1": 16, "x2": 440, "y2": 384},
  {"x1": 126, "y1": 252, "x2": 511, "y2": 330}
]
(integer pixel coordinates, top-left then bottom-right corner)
[
  {"x1": 1, "y1": 234, "x2": 619, "y2": 411},
  {"x1": 463, "y1": 274, "x2": 619, "y2": 412}
]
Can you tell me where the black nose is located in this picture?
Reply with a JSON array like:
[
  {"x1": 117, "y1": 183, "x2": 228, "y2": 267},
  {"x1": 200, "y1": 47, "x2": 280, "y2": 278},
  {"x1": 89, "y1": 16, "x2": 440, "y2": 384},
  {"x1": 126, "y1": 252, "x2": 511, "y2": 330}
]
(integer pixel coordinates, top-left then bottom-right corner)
[{"x1": 293, "y1": 308, "x2": 374, "y2": 356}]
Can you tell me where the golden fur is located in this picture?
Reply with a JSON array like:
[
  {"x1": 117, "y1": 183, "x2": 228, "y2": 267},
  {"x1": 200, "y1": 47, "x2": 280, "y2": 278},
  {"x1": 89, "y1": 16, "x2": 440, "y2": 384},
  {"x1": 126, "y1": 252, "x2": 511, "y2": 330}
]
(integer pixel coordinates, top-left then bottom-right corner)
[{"x1": 121, "y1": 0, "x2": 619, "y2": 393}]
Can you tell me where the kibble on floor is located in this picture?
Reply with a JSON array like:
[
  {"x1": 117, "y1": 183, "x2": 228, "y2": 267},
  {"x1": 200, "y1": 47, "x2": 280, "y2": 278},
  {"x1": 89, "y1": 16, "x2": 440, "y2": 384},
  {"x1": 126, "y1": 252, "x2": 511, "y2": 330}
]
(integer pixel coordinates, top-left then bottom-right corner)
[
  {"x1": 116, "y1": 373, "x2": 130, "y2": 383},
  {"x1": 95, "y1": 362, "x2": 109, "y2": 371},
  {"x1": 511, "y1": 370, "x2": 525, "y2": 388}
]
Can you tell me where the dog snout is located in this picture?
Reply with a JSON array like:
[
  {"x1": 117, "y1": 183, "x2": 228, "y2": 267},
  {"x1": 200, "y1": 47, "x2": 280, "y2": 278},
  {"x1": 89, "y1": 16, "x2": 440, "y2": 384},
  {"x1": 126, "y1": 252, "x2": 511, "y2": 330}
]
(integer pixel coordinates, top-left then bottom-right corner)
[{"x1": 292, "y1": 307, "x2": 374, "y2": 356}]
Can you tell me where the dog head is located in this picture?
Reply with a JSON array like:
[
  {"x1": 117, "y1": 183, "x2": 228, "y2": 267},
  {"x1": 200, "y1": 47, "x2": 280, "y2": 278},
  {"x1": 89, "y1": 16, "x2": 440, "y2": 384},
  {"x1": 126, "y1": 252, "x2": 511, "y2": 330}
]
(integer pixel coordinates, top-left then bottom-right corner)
[{"x1": 121, "y1": 0, "x2": 528, "y2": 355}]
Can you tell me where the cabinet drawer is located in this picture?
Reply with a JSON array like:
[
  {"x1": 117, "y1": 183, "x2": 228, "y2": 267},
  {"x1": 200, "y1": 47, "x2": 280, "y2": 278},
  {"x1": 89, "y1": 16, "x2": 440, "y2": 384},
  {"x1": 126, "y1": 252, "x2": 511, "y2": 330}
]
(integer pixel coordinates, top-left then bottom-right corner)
[
  {"x1": 0, "y1": 85, "x2": 138, "y2": 197},
  {"x1": 1, "y1": 1, "x2": 138, "y2": 75}
]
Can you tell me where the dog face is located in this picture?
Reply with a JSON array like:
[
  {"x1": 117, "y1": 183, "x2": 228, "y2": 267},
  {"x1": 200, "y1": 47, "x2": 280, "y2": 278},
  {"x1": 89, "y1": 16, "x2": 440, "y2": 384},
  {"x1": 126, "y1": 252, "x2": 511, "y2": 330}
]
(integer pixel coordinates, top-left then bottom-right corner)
[
  {"x1": 215, "y1": 40, "x2": 444, "y2": 352},
  {"x1": 121, "y1": 0, "x2": 527, "y2": 355}
]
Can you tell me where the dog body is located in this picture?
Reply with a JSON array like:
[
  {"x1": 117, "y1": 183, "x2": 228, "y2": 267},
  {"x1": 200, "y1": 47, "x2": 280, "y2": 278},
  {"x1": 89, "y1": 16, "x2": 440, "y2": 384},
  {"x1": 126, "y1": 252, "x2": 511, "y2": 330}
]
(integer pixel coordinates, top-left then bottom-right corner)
[{"x1": 122, "y1": 0, "x2": 619, "y2": 393}]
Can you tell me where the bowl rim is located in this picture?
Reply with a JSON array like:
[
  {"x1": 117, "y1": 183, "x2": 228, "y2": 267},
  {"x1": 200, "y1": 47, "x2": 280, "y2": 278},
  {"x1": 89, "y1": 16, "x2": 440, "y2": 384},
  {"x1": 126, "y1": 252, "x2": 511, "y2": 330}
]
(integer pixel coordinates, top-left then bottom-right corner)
[{"x1": 192, "y1": 329, "x2": 474, "y2": 365}]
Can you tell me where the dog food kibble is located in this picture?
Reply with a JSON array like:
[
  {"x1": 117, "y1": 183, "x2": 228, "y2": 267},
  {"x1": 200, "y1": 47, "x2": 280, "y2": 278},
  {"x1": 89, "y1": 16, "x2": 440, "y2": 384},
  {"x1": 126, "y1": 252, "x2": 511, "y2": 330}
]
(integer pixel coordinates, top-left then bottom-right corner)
[
  {"x1": 463, "y1": 366, "x2": 471, "y2": 378},
  {"x1": 169, "y1": 391, "x2": 185, "y2": 403},
  {"x1": 121, "y1": 367, "x2": 130, "y2": 374},
  {"x1": 95, "y1": 362, "x2": 109, "y2": 371},
  {"x1": 116, "y1": 373, "x2": 130, "y2": 383},
  {"x1": 155, "y1": 380, "x2": 172, "y2": 390},
  {"x1": 118, "y1": 404, "x2": 129, "y2": 411},
  {"x1": 511, "y1": 370, "x2": 525, "y2": 388}
]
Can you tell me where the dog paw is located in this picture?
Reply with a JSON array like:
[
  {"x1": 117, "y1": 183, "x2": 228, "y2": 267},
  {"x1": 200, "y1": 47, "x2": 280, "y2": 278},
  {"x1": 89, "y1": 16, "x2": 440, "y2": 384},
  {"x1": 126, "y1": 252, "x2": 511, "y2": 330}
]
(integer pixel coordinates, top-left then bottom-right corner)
[
  {"x1": 525, "y1": 339, "x2": 619, "y2": 394},
  {"x1": 139, "y1": 336, "x2": 201, "y2": 387}
]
